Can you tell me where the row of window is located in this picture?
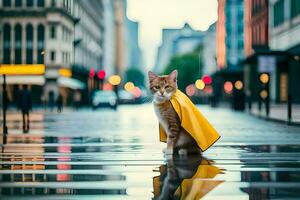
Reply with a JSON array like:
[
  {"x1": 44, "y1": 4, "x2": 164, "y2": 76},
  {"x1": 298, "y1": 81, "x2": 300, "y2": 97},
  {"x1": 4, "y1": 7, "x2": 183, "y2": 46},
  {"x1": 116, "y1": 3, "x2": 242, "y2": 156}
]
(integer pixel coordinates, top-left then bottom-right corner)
[
  {"x1": 2, "y1": 23, "x2": 44, "y2": 64},
  {"x1": 3, "y1": 0, "x2": 44, "y2": 7},
  {"x1": 273, "y1": 0, "x2": 300, "y2": 27},
  {"x1": 252, "y1": 0, "x2": 267, "y2": 15}
]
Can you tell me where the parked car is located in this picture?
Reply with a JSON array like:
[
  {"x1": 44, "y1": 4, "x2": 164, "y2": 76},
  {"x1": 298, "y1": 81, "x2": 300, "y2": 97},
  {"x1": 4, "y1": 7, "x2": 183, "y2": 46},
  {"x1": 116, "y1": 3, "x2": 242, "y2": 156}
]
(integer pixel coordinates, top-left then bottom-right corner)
[
  {"x1": 92, "y1": 90, "x2": 117, "y2": 109},
  {"x1": 118, "y1": 90, "x2": 135, "y2": 104}
]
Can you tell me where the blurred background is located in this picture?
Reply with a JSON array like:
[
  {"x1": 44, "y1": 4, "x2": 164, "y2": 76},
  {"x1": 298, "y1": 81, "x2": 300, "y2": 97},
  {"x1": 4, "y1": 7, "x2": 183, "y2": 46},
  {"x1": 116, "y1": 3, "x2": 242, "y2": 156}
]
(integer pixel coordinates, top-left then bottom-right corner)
[{"x1": 0, "y1": 0, "x2": 299, "y2": 124}]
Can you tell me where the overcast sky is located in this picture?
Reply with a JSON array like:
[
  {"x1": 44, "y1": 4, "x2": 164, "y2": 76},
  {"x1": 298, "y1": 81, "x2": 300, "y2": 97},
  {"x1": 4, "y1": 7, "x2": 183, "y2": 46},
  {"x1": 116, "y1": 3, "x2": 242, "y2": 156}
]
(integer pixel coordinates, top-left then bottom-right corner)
[{"x1": 127, "y1": 0, "x2": 218, "y2": 70}]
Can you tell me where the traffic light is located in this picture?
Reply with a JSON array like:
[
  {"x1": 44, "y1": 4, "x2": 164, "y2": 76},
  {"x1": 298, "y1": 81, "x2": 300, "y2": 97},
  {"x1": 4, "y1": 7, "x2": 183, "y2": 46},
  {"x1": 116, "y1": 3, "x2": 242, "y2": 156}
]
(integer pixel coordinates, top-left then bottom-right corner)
[{"x1": 259, "y1": 73, "x2": 270, "y2": 116}]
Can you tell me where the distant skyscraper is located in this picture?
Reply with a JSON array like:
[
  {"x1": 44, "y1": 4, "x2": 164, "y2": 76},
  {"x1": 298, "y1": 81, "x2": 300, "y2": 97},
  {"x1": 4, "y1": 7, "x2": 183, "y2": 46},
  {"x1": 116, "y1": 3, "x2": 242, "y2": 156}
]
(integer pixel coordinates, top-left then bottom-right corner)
[
  {"x1": 202, "y1": 23, "x2": 217, "y2": 75},
  {"x1": 154, "y1": 23, "x2": 204, "y2": 74},
  {"x1": 217, "y1": 0, "x2": 244, "y2": 68}
]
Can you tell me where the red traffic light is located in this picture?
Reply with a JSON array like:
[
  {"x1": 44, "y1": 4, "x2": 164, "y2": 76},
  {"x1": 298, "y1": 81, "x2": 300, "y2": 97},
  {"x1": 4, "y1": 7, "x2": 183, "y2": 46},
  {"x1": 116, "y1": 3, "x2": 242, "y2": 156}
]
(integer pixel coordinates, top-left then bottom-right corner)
[
  {"x1": 89, "y1": 68, "x2": 95, "y2": 78},
  {"x1": 97, "y1": 70, "x2": 106, "y2": 80}
]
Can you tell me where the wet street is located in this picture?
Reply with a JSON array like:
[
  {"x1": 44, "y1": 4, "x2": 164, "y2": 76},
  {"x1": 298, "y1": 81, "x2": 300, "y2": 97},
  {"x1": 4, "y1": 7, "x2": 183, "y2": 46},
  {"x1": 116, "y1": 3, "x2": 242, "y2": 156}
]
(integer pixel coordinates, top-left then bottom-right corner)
[{"x1": 1, "y1": 104, "x2": 300, "y2": 199}]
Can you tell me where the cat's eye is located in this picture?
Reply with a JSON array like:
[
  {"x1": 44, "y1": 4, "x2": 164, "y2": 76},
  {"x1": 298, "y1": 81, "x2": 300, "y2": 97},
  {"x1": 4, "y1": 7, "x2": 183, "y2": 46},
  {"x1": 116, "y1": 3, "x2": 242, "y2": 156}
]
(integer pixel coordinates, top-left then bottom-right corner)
[
  {"x1": 165, "y1": 85, "x2": 172, "y2": 89},
  {"x1": 153, "y1": 86, "x2": 160, "y2": 90}
]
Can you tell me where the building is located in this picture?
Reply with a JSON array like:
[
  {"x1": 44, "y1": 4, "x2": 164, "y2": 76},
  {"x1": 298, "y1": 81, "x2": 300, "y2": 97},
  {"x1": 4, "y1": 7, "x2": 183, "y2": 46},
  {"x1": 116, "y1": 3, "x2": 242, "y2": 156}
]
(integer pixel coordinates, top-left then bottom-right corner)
[
  {"x1": 125, "y1": 18, "x2": 143, "y2": 70},
  {"x1": 0, "y1": 0, "x2": 105, "y2": 106},
  {"x1": 71, "y1": 0, "x2": 104, "y2": 104},
  {"x1": 268, "y1": 0, "x2": 300, "y2": 103},
  {"x1": 154, "y1": 23, "x2": 204, "y2": 74},
  {"x1": 202, "y1": 23, "x2": 217, "y2": 75},
  {"x1": 216, "y1": 0, "x2": 226, "y2": 69},
  {"x1": 102, "y1": 0, "x2": 116, "y2": 77},
  {"x1": 244, "y1": 0, "x2": 269, "y2": 57},
  {"x1": 114, "y1": 0, "x2": 126, "y2": 76},
  {"x1": 0, "y1": 0, "x2": 76, "y2": 105}
]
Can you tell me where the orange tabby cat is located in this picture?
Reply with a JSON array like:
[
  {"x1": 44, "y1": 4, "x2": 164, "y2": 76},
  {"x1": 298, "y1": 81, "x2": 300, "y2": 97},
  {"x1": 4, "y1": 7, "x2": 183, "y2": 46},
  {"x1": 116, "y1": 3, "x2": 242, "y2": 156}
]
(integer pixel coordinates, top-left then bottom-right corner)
[{"x1": 148, "y1": 70, "x2": 199, "y2": 156}]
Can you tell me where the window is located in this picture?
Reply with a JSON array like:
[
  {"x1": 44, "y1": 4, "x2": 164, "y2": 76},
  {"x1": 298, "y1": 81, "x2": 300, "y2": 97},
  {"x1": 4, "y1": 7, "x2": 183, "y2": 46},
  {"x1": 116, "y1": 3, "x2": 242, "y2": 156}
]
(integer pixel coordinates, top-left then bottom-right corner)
[
  {"x1": 50, "y1": 25, "x2": 56, "y2": 39},
  {"x1": 37, "y1": 24, "x2": 45, "y2": 64},
  {"x1": 15, "y1": 0, "x2": 22, "y2": 7},
  {"x1": 50, "y1": 51, "x2": 56, "y2": 62},
  {"x1": 26, "y1": 24, "x2": 33, "y2": 64},
  {"x1": 291, "y1": 0, "x2": 300, "y2": 18},
  {"x1": 37, "y1": 0, "x2": 45, "y2": 7},
  {"x1": 26, "y1": 0, "x2": 34, "y2": 7},
  {"x1": 51, "y1": 0, "x2": 56, "y2": 7},
  {"x1": 14, "y1": 24, "x2": 22, "y2": 64},
  {"x1": 3, "y1": 0, "x2": 11, "y2": 7},
  {"x1": 273, "y1": 0, "x2": 284, "y2": 27},
  {"x1": 3, "y1": 24, "x2": 11, "y2": 64}
]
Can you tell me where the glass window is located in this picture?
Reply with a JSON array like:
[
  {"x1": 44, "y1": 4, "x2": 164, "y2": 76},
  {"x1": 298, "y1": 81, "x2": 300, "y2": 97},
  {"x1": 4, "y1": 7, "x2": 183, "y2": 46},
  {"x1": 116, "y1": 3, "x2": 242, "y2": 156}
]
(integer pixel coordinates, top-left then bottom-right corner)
[
  {"x1": 37, "y1": 0, "x2": 45, "y2": 7},
  {"x1": 291, "y1": 0, "x2": 300, "y2": 18},
  {"x1": 50, "y1": 25, "x2": 56, "y2": 39},
  {"x1": 14, "y1": 24, "x2": 22, "y2": 64},
  {"x1": 15, "y1": 0, "x2": 22, "y2": 7},
  {"x1": 37, "y1": 24, "x2": 45, "y2": 64},
  {"x1": 273, "y1": 0, "x2": 284, "y2": 27},
  {"x1": 26, "y1": 24, "x2": 33, "y2": 64},
  {"x1": 50, "y1": 51, "x2": 56, "y2": 61},
  {"x1": 3, "y1": 0, "x2": 11, "y2": 7},
  {"x1": 26, "y1": 0, "x2": 34, "y2": 7},
  {"x1": 3, "y1": 24, "x2": 11, "y2": 64}
]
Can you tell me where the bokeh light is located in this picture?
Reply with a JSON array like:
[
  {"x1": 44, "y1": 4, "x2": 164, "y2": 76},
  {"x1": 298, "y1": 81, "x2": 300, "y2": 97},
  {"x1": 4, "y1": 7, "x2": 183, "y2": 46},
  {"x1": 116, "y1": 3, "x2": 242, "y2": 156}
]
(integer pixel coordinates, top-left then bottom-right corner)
[
  {"x1": 103, "y1": 83, "x2": 113, "y2": 91},
  {"x1": 202, "y1": 75, "x2": 212, "y2": 85},
  {"x1": 224, "y1": 81, "x2": 233, "y2": 94},
  {"x1": 260, "y1": 73, "x2": 269, "y2": 84},
  {"x1": 89, "y1": 68, "x2": 95, "y2": 78},
  {"x1": 260, "y1": 90, "x2": 268, "y2": 99},
  {"x1": 195, "y1": 79, "x2": 205, "y2": 90},
  {"x1": 108, "y1": 75, "x2": 121, "y2": 86},
  {"x1": 186, "y1": 84, "x2": 196, "y2": 96},
  {"x1": 132, "y1": 86, "x2": 142, "y2": 98},
  {"x1": 234, "y1": 80, "x2": 243, "y2": 90},
  {"x1": 124, "y1": 82, "x2": 135, "y2": 91},
  {"x1": 97, "y1": 70, "x2": 106, "y2": 80}
]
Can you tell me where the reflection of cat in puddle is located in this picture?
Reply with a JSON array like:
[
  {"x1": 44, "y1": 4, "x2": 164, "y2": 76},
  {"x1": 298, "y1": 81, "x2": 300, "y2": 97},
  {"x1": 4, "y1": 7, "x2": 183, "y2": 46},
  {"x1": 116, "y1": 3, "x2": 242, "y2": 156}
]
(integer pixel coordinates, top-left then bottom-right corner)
[{"x1": 152, "y1": 156, "x2": 223, "y2": 200}]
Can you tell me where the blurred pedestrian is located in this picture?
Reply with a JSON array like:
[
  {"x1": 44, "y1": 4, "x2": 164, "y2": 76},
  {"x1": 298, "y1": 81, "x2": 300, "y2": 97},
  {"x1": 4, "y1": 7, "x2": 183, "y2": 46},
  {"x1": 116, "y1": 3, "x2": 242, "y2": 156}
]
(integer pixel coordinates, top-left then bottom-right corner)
[
  {"x1": 48, "y1": 91, "x2": 55, "y2": 112},
  {"x1": 19, "y1": 85, "x2": 32, "y2": 133},
  {"x1": 74, "y1": 91, "x2": 81, "y2": 110},
  {"x1": 56, "y1": 94, "x2": 63, "y2": 113}
]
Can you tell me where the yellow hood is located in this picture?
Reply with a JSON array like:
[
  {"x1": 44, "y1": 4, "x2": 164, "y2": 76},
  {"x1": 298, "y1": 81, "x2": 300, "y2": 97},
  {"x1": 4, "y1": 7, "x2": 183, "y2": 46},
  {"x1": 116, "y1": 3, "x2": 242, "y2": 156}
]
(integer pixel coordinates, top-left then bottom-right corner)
[{"x1": 159, "y1": 89, "x2": 220, "y2": 151}]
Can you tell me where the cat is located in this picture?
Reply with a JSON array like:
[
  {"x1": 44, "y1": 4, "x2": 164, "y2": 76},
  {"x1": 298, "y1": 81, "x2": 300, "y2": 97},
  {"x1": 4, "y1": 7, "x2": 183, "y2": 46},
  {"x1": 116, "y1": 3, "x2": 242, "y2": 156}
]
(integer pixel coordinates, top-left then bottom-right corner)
[{"x1": 148, "y1": 70, "x2": 200, "y2": 156}]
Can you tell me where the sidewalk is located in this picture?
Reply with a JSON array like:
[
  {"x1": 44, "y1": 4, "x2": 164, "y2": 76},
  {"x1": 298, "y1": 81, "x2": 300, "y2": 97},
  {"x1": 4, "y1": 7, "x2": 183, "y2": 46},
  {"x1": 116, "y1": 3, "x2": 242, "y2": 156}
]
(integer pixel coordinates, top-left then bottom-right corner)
[{"x1": 250, "y1": 103, "x2": 300, "y2": 125}]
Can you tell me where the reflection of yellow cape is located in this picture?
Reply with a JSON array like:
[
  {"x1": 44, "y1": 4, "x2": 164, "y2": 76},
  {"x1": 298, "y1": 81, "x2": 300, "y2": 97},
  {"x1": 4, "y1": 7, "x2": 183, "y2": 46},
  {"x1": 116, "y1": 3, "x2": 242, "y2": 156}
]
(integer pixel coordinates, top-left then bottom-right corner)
[
  {"x1": 159, "y1": 90, "x2": 220, "y2": 151},
  {"x1": 153, "y1": 159, "x2": 223, "y2": 200}
]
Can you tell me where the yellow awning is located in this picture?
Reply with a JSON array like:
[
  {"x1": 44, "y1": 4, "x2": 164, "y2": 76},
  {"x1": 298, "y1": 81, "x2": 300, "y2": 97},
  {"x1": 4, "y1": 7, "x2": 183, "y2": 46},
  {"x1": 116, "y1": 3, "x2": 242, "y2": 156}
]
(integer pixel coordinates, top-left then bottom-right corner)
[{"x1": 0, "y1": 64, "x2": 45, "y2": 75}]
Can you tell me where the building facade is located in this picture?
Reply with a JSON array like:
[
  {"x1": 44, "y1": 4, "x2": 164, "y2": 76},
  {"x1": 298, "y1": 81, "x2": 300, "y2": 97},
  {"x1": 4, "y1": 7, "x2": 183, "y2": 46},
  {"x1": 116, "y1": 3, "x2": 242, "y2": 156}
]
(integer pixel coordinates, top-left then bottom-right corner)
[
  {"x1": 102, "y1": 0, "x2": 116, "y2": 77},
  {"x1": 0, "y1": 0, "x2": 105, "y2": 106},
  {"x1": 216, "y1": 0, "x2": 226, "y2": 69},
  {"x1": 154, "y1": 23, "x2": 204, "y2": 74},
  {"x1": 202, "y1": 23, "x2": 217, "y2": 75},
  {"x1": 268, "y1": 0, "x2": 300, "y2": 102}
]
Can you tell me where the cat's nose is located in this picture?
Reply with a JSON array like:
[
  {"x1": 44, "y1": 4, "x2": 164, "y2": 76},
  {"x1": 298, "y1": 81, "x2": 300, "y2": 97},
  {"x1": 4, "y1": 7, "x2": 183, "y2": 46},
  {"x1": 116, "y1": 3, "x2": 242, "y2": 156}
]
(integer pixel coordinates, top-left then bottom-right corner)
[{"x1": 159, "y1": 91, "x2": 164, "y2": 95}]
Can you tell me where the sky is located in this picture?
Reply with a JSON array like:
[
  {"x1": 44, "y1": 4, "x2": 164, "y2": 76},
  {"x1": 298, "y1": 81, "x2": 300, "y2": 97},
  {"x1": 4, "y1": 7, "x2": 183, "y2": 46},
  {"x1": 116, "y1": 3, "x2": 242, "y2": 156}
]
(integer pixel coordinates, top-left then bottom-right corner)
[{"x1": 127, "y1": 0, "x2": 218, "y2": 70}]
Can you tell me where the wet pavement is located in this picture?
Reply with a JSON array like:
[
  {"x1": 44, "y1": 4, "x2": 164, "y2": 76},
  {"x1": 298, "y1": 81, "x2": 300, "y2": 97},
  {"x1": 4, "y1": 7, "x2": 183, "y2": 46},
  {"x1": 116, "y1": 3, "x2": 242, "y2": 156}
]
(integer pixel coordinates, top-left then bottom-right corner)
[{"x1": 1, "y1": 104, "x2": 300, "y2": 199}]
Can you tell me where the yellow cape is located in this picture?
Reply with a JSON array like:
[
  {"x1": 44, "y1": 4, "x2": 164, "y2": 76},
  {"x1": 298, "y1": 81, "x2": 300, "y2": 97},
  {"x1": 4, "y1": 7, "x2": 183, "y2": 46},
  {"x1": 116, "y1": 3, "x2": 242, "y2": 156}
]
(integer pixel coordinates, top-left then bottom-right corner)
[{"x1": 159, "y1": 89, "x2": 220, "y2": 151}]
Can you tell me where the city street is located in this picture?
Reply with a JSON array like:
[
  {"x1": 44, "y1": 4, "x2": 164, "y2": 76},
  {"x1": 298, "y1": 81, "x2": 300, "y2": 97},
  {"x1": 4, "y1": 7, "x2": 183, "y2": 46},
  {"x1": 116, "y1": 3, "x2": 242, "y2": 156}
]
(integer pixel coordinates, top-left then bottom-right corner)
[{"x1": 1, "y1": 104, "x2": 300, "y2": 199}]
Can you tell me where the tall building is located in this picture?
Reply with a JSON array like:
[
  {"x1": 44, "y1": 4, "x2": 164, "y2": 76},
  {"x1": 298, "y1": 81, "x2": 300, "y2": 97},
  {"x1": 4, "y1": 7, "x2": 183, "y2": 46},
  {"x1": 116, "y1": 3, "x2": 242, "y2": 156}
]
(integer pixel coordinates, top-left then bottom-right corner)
[
  {"x1": 244, "y1": 0, "x2": 269, "y2": 57},
  {"x1": 0, "y1": 0, "x2": 105, "y2": 105},
  {"x1": 154, "y1": 23, "x2": 204, "y2": 74},
  {"x1": 124, "y1": 18, "x2": 143, "y2": 70},
  {"x1": 217, "y1": 0, "x2": 244, "y2": 68},
  {"x1": 102, "y1": 0, "x2": 116, "y2": 77},
  {"x1": 216, "y1": 0, "x2": 226, "y2": 69},
  {"x1": 202, "y1": 23, "x2": 217, "y2": 75}
]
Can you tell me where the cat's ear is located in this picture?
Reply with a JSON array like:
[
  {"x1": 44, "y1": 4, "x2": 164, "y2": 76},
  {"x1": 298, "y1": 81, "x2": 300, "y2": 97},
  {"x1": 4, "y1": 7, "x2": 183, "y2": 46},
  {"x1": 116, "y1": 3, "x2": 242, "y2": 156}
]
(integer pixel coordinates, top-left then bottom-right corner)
[
  {"x1": 148, "y1": 71, "x2": 158, "y2": 81},
  {"x1": 169, "y1": 70, "x2": 178, "y2": 82}
]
